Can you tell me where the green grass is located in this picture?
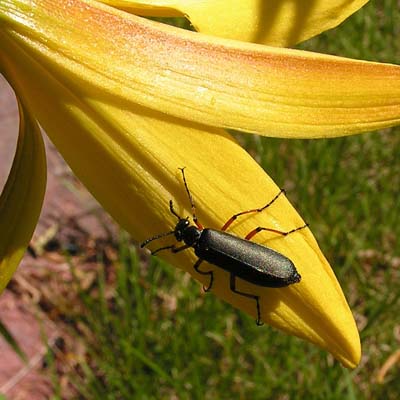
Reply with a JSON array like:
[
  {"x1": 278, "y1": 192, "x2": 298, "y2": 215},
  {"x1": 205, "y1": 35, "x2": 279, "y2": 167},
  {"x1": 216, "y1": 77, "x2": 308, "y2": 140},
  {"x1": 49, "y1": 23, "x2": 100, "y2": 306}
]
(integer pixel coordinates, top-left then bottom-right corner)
[
  {"x1": 52, "y1": 1, "x2": 399, "y2": 398},
  {"x1": 67, "y1": 247, "x2": 354, "y2": 400},
  {"x1": 67, "y1": 231, "x2": 398, "y2": 399}
]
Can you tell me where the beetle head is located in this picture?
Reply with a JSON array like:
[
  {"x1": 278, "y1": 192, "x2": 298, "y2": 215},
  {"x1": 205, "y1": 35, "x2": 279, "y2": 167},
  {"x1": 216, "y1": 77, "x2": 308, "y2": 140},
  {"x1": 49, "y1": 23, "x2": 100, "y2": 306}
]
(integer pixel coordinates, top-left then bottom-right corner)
[
  {"x1": 174, "y1": 218, "x2": 201, "y2": 246},
  {"x1": 174, "y1": 218, "x2": 190, "y2": 241}
]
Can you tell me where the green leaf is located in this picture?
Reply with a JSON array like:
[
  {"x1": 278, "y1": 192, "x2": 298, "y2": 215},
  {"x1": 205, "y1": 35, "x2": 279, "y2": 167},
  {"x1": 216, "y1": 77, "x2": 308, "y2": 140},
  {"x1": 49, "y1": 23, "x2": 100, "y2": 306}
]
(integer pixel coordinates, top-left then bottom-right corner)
[{"x1": 0, "y1": 97, "x2": 46, "y2": 292}]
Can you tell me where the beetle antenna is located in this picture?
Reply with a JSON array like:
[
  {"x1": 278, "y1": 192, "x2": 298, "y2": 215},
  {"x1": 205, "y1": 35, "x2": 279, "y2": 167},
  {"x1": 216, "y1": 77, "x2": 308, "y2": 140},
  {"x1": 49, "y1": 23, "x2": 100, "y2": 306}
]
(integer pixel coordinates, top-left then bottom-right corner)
[
  {"x1": 140, "y1": 230, "x2": 175, "y2": 248},
  {"x1": 179, "y1": 167, "x2": 201, "y2": 227},
  {"x1": 169, "y1": 200, "x2": 181, "y2": 220}
]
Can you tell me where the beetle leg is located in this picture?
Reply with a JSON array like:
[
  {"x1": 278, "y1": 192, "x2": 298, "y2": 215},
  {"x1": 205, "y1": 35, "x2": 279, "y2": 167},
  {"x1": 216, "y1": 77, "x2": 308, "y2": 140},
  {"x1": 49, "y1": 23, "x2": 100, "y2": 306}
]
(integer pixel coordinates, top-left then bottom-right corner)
[
  {"x1": 151, "y1": 244, "x2": 190, "y2": 255},
  {"x1": 171, "y1": 244, "x2": 191, "y2": 253},
  {"x1": 151, "y1": 245, "x2": 175, "y2": 255},
  {"x1": 229, "y1": 274, "x2": 263, "y2": 326},
  {"x1": 221, "y1": 189, "x2": 285, "y2": 231},
  {"x1": 245, "y1": 223, "x2": 308, "y2": 241},
  {"x1": 194, "y1": 259, "x2": 214, "y2": 292}
]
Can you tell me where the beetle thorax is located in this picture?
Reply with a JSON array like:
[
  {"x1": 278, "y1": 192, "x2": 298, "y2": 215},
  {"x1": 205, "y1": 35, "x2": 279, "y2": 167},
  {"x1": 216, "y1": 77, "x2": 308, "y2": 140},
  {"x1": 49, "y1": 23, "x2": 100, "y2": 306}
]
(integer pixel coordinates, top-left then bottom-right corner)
[{"x1": 174, "y1": 219, "x2": 201, "y2": 246}]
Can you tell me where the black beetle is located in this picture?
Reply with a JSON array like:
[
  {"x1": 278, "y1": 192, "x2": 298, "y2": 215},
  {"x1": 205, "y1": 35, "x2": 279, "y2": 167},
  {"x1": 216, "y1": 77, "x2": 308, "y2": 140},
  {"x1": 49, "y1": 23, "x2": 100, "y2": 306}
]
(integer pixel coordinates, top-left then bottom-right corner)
[{"x1": 141, "y1": 168, "x2": 307, "y2": 325}]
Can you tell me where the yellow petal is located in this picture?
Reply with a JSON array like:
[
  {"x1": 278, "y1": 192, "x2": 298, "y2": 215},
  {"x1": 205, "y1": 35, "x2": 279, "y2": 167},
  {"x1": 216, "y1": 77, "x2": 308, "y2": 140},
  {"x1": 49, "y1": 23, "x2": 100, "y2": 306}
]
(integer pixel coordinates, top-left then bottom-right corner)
[
  {"x1": 0, "y1": 0, "x2": 360, "y2": 367},
  {"x1": 2, "y1": 0, "x2": 399, "y2": 139},
  {"x1": 102, "y1": 0, "x2": 369, "y2": 46},
  {"x1": 0, "y1": 96, "x2": 46, "y2": 293}
]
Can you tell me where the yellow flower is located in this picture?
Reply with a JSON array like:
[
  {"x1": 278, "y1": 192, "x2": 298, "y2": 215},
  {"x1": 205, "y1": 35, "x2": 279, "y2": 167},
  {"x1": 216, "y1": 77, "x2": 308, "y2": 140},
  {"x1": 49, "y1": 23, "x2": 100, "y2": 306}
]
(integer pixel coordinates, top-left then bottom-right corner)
[{"x1": 1, "y1": 0, "x2": 399, "y2": 368}]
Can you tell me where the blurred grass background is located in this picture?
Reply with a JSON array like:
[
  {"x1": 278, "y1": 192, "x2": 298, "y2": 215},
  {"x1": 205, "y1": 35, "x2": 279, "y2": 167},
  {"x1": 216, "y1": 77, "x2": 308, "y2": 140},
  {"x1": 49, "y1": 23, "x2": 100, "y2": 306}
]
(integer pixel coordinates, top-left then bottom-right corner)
[{"x1": 41, "y1": 0, "x2": 400, "y2": 398}]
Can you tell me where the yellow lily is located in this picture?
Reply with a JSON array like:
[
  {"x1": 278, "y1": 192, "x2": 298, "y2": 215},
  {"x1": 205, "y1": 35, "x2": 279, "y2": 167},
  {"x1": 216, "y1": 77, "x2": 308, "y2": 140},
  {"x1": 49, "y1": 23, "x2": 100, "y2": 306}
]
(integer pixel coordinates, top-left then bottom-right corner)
[{"x1": 1, "y1": 0, "x2": 399, "y2": 369}]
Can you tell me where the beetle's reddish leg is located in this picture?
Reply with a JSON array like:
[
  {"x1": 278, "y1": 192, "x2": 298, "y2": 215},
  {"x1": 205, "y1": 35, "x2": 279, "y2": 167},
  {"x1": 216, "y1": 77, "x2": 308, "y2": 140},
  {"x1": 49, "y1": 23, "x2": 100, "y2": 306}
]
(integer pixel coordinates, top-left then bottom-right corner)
[
  {"x1": 221, "y1": 189, "x2": 285, "y2": 232},
  {"x1": 245, "y1": 224, "x2": 309, "y2": 241}
]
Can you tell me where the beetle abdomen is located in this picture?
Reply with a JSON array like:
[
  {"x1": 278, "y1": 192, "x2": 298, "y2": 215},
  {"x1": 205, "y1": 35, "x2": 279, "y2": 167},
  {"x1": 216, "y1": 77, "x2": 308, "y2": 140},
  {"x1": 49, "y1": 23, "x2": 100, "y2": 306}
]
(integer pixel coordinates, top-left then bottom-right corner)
[{"x1": 195, "y1": 229, "x2": 301, "y2": 288}]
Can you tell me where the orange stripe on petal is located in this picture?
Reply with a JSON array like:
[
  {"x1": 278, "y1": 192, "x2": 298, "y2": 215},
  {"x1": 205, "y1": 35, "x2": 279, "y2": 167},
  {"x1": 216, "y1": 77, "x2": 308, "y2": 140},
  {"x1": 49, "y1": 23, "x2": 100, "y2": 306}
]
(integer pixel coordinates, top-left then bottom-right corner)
[{"x1": 6, "y1": 0, "x2": 396, "y2": 138}]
